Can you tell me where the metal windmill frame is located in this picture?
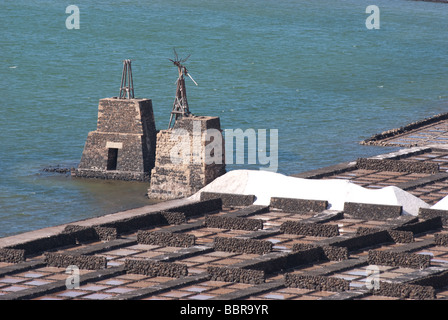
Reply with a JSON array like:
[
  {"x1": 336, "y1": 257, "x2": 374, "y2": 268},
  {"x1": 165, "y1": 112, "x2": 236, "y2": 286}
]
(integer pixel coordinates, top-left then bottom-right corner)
[
  {"x1": 119, "y1": 59, "x2": 134, "y2": 99},
  {"x1": 168, "y1": 49, "x2": 198, "y2": 129}
]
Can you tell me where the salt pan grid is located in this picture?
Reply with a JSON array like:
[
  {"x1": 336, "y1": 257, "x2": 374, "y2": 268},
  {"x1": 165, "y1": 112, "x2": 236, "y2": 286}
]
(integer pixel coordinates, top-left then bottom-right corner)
[{"x1": 2, "y1": 188, "x2": 448, "y2": 300}]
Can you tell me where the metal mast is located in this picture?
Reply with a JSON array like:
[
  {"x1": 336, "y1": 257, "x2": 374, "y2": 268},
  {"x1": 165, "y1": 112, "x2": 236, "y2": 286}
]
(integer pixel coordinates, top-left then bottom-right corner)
[
  {"x1": 168, "y1": 49, "x2": 198, "y2": 129},
  {"x1": 119, "y1": 59, "x2": 134, "y2": 99}
]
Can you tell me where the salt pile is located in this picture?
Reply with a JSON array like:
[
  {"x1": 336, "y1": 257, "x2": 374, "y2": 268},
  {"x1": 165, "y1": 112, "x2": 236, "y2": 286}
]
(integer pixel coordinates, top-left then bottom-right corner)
[
  {"x1": 189, "y1": 169, "x2": 430, "y2": 216},
  {"x1": 431, "y1": 195, "x2": 448, "y2": 210}
]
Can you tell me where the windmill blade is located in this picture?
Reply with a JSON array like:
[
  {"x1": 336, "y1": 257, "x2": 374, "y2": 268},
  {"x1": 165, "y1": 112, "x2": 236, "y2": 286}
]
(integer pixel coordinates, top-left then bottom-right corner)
[
  {"x1": 173, "y1": 48, "x2": 179, "y2": 61},
  {"x1": 187, "y1": 72, "x2": 198, "y2": 86},
  {"x1": 181, "y1": 54, "x2": 191, "y2": 63}
]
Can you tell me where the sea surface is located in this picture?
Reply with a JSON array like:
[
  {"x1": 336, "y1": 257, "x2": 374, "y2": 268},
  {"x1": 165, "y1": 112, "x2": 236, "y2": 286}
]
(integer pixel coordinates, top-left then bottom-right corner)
[{"x1": 1, "y1": 0, "x2": 448, "y2": 237}]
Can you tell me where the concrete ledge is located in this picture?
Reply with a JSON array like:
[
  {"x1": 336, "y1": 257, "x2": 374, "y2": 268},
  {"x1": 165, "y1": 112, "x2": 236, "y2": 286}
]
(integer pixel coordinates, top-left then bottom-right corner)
[
  {"x1": 7, "y1": 233, "x2": 80, "y2": 257},
  {"x1": 409, "y1": 269, "x2": 448, "y2": 289},
  {"x1": 388, "y1": 238, "x2": 435, "y2": 254},
  {"x1": 320, "y1": 291, "x2": 369, "y2": 300},
  {"x1": 213, "y1": 237, "x2": 272, "y2": 255},
  {"x1": 98, "y1": 211, "x2": 166, "y2": 235},
  {"x1": 137, "y1": 230, "x2": 195, "y2": 247},
  {"x1": 374, "y1": 281, "x2": 435, "y2": 300},
  {"x1": 280, "y1": 221, "x2": 339, "y2": 237},
  {"x1": 100, "y1": 199, "x2": 223, "y2": 235},
  {"x1": 149, "y1": 245, "x2": 214, "y2": 263},
  {"x1": 360, "y1": 112, "x2": 448, "y2": 146},
  {"x1": 368, "y1": 250, "x2": 431, "y2": 269},
  {"x1": 0, "y1": 198, "x2": 192, "y2": 251},
  {"x1": 124, "y1": 259, "x2": 188, "y2": 277},
  {"x1": 207, "y1": 266, "x2": 265, "y2": 284},
  {"x1": 205, "y1": 215, "x2": 264, "y2": 231},
  {"x1": 210, "y1": 279, "x2": 285, "y2": 300},
  {"x1": 366, "y1": 147, "x2": 432, "y2": 161},
  {"x1": 44, "y1": 252, "x2": 108, "y2": 270},
  {"x1": 291, "y1": 161, "x2": 356, "y2": 179},
  {"x1": 226, "y1": 205, "x2": 270, "y2": 218},
  {"x1": 0, "y1": 266, "x2": 126, "y2": 301},
  {"x1": 284, "y1": 274, "x2": 350, "y2": 292},
  {"x1": 234, "y1": 247, "x2": 323, "y2": 274},
  {"x1": 0, "y1": 261, "x2": 46, "y2": 278},
  {"x1": 300, "y1": 211, "x2": 344, "y2": 224},
  {"x1": 319, "y1": 230, "x2": 392, "y2": 252},
  {"x1": 306, "y1": 257, "x2": 369, "y2": 277},
  {"x1": 270, "y1": 197, "x2": 328, "y2": 213},
  {"x1": 397, "y1": 172, "x2": 448, "y2": 191},
  {"x1": 344, "y1": 202, "x2": 402, "y2": 220},
  {"x1": 165, "y1": 198, "x2": 223, "y2": 218},
  {"x1": 200, "y1": 192, "x2": 256, "y2": 207},
  {"x1": 108, "y1": 273, "x2": 210, "y2": 300}
]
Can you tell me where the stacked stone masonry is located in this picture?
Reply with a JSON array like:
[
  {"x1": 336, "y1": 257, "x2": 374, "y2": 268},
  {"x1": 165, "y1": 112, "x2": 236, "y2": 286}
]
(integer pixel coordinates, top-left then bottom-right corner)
[
  {"x1": 75, "y1": 98, "x2": 157, "y2": 181},
  {"x1": 148, "y1": 116, "x2": 226, "y2": 200}
]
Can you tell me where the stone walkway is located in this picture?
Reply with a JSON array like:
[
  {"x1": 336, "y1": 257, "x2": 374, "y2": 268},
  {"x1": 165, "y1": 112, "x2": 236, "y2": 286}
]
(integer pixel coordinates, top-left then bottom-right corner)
[{"x1": 361, "y1": 112, "x2": 448, "y2": 148}]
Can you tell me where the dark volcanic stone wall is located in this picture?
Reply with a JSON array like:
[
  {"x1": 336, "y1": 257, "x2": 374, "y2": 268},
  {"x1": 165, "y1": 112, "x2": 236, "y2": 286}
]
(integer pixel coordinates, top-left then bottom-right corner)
[
  {"x1": 207, "y1": 266, "x2": 265, "y2": 284},
  {"x1": 285, "y1": 274, "x2": 350, "y2": 292},
  {"x1": 213, "y1": 237, "x2": 272, "y2": 255},
  {"x1": 200, "y1": 192, "x2": 256, "y2": 207},
  {"x1": 0, "y1": 248, "x2": 25, "y2": 263},
  {"x1": 343, "y1": 202, "x2": 402, "y2": 220},
  {"x1": 166, "y1": 198, "x2": 222, "y2": 218},
  {"x1": 44, "y1": 252, "x2": 107, "y2": 270},
  {"x1": 368, "y1": 250, "x2": 431, "y2": 269},
  {"x1": 321, "y1": 230, "x2": 392, "y2": 252},
  {"x1": 356, "y1": 227, "x2": 414, "y2": 243},
  {"x1": 137, "y1": 230, "x2": 195, "y2": 247},
  {"x1": 375, "y1": 282, "x2": 435, "y2": 300},
  {"x1": 62, "y1": 224, "x2": 118, "y2": 242},
  {"x1": 395, "y1": 217, "x2": 443, "y2": 234},
  {"x1": 280, "y1": 221, "x2": 339, "y2": 237},
  {"x1": 435, "y1": 233, "x2": 448, "y2": 246},
  {"x1": 419, "y1": 208, "x2": 448, "y2": 226},
  {"x1": 356, "y1": 158, "x2": 439, "y2": 174},
  {"x1": 270, "y1": 197, "x2": 328, "y2": 213},
  {"x1": 236, "y1": 247, "x2": 324, "y2": 274},
  {"x1": 161, "y1": 211, "x2": 187, "y2": 225},
  {"x1": 205, "y1": 215, "x2": 264, "y2": 231},
  {"x1": 292, "y1": 243, "x2": 349, "y2": 261},
  {"x1": 124, "y1": 259, "x2": 188, "y2": 277}
]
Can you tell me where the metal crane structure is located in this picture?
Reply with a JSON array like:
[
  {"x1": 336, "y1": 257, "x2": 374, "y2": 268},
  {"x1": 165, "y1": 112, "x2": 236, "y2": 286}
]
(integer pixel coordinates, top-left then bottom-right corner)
[{"x1": 168, "y1": 49, "x2": 198, "y2": 129}]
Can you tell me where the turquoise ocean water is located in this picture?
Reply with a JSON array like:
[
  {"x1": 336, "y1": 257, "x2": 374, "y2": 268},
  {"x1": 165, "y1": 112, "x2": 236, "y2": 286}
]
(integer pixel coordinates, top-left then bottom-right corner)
[{"x1": 1, "y1": 0, "x2": 448, "y2": 237}]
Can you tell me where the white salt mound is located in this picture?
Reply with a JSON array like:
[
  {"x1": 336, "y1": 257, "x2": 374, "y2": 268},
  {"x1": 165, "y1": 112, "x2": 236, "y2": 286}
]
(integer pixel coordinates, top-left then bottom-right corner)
[
  {"x1": 189, "y1": 169, "x2": 430, "y2": 216},
  {"x1": 431, "y1": 195, "x2": 448, "y2": 210}
]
